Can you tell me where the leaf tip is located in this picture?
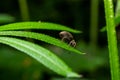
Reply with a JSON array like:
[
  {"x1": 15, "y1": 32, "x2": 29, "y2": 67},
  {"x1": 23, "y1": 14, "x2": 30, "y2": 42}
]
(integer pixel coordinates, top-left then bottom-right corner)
[
  {"x1": 75, "y1": 31, "x2": 82, "y2": 33},
  {"x1": 67, "y1": 72, "x2": 82, "y2": 78},
  {"x1": 82, "y1": 53, "x2": 86, "y2": 54},
  {"x1": 77, "y1": 51, "x2": 86, "y2": 55}
]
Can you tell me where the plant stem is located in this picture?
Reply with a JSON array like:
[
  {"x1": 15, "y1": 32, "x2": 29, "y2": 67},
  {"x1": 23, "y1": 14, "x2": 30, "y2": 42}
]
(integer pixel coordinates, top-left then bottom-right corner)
[
  {"x1": 18, "y1": 0, "x2": 30, "y2": 21},
  {"x1": 89, "y1": 0, "x2": 99, "y2": 49},
  {"x1": 104, "y1": 0, "x2": 119, "y2": 80}
]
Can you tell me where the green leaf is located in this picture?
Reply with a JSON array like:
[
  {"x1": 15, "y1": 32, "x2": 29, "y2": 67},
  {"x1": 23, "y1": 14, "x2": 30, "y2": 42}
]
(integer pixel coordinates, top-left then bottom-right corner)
[
  {"x1": 0, "y1": 37, "x2": 81, "y2": 77},
  {"x1": 0, "y1": 22, "x2": 81, "y2": 33},
  {"x1": 0, "y1": 31, "x2": 84, "y2": 54}
]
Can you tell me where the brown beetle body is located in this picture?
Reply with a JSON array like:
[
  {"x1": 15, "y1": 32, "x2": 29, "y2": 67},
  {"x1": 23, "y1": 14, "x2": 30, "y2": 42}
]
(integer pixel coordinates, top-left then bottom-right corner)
[{"x1": 59, "y1": 31, "x2": 76, "y2": 47}]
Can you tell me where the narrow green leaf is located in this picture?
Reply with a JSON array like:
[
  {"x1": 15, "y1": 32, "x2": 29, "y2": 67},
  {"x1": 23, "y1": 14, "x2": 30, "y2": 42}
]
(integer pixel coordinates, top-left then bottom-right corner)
[
  {"x1": 0, "y1": 31, "x2": 84, "y2": 54},
  {"x1": 0, "y1": 22, "x2": 81, "y2": 33},
  {"x1": 0, "y1": 37, "x2": 81, "y2": 77}
]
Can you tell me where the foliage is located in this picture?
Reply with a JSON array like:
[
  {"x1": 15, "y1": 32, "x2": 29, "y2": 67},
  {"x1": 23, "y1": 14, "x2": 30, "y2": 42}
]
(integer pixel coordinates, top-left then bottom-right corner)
[
  {"x1": 1, "y1": 0, "x2": 120, "y2": 80},
  {"x1": 0, "y1": 22, "x2": 83, "y2": 77},
  {"x1": 0, "y1": 22, "x2": 81, "y2": 33}
]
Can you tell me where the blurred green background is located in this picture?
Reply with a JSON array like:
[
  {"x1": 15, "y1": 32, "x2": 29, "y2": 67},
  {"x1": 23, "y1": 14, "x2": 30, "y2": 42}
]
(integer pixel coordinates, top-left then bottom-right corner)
[{"x1": 0, "y1": 0, "x2": 118, "y2": 80}]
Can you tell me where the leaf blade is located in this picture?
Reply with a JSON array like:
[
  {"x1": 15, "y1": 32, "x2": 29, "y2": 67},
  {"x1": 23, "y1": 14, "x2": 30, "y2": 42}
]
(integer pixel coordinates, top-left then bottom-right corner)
[
  {"x1": 0, "y1": 31, "x2": 84, "y2": 54},
  {"x1": 0, "y1": 37, "x2": 81, "y2": 77},
  {"x1": 0, "y1": 22, "x2": 81, "y2": 33}
]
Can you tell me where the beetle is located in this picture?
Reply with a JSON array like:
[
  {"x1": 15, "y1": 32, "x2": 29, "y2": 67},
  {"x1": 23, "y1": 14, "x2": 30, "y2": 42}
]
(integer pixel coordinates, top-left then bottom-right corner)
[{"x1": 59, "y1": 31, "x2": 76, "y2": 47}]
